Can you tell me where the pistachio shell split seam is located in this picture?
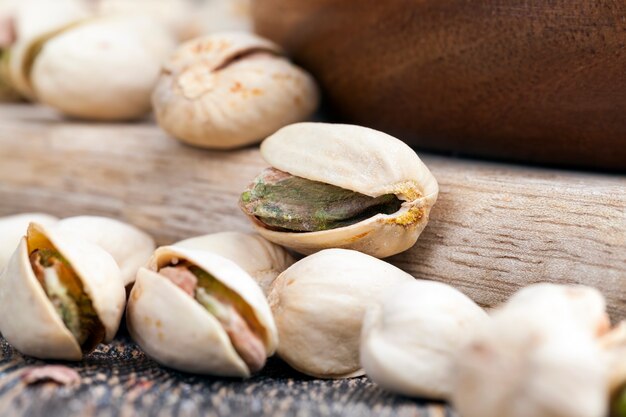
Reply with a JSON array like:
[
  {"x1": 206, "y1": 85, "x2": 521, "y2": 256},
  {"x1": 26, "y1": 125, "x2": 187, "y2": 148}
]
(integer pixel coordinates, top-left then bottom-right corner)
[
  {"x1": 152, "y1": 31, "x2": 319, "y2": 149},
  {"x1": 0, "y1": 223, "x2": 125, "y2": 360},
  {"x1": 174, "y1": 231, "x2": 294, "y2": 295},
  {"x1": 240, "y1": 122, "x2": 439, "y2": 258},
  {"x1": 127, "y1": 246, "x2": 278, "y2": 377}
]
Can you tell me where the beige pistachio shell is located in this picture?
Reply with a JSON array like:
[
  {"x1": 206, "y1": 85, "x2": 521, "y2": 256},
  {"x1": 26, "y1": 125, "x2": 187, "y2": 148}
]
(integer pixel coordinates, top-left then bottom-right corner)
[
  {"x1": 360, "y1": 280, "x2": 488, "y2": 399},
  {"x1": 267, "y1": 248, "x2": 414, "y2": 378},
  {"x1": 502, "y1": 283, "x2": 610, "y2": 337},
  {"x1": 244, "y1": 122, "x2": 439, "y2": 258},
  {"x1": 0, "y1": 222, "x2": 125, "y2": 360},
  {"x1": 0, "y1": 213, "x2": 58, "y2": 271},
  {"x1": 452, "y1": 286, "x2": 609, "y2": 417},
  {"x1": 152, "y1": 31, "x2": 319, "y2": 149},
  {"x1": 55, "y1": 216, "x2": 155, "y2": 287},
  {"x1": 127, "y1": 246, "x2": 278, "y2": 377},
  {"x1": 6, "y1": 0, "x2": 90, "y2": 99},
  {"x1": 600, "y1": 321, "x2": 626, "y2": 394},
  {"x1": 174, "y1": 231, "x2": 294, "y2": 295},
  {"x1": 29, "y1": 15, "x2": 175, "y2": 120}
]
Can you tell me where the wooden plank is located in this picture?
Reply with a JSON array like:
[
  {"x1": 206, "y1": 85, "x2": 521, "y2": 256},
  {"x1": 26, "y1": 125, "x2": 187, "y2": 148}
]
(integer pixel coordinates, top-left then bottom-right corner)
[{"x1": 0, "y1": 103, "x2": 625, "y2": 321}]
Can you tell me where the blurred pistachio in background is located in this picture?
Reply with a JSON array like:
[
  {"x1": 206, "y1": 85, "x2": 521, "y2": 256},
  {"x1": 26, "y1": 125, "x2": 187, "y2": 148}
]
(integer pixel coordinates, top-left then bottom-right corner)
[{"x1": 0, "y1": 0, "x2": 252, "y2": 102}]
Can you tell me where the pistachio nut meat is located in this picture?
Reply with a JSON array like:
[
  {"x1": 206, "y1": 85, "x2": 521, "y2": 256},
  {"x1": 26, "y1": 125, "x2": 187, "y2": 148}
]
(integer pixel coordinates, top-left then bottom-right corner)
[
  {"x1": 127, "y1": 246, "x2": 278, "y2": 377},
  {"x1": 174, "y1": 231, "x2": 294, "y2": 295},
  {"x1": 240, "y1": 122, "x2": 439, "y2": 258},
  {"x1": 267, "y1": 248, "x2": 414, "y2": 378},
  {"x1": 55, "y1": 216, "x2": 155, "y2": 287},
  {"x1": 0, "y1": 222, "x2": 125, "y2": 360},
  {"x1": 152, "y1": 31, "x2": 319, "y2": 149},
  {"x1": 0, "y1": 212, "x2": 58, "y2": 271},
  {"x1": 360, "y1": 280, "x2": 488, "y2": 400}
]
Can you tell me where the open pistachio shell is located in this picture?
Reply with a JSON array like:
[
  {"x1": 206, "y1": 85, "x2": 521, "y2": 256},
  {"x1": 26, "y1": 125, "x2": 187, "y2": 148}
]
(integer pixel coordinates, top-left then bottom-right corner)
[
  {"x1": 152, "y1": 31, "x2": 319, "y2": 149},
  {"x1": 0, "y1": 213, "x2": 58, "y2": 271},
  {"x1": 360, "y1": 280, "x2": 488, "y2": 399},
  {"x1": 240, "y1": 122, "x2": 439, "y2": 258},
  {"x1": 127, "y1": 246, "x2": 278, "y2": 377},
  {"x1": 0, "y1": 222, "x2": 125, "y2": 360},
  {"x1": 55, "y1": 216, "x2": 155, "y2": 287},
  {"x1": 174, "y1": 231, "x2": 294, "y2": 295},
  {"x1": 267, "y1": 248, "x2": 414, "y2": 378},
  {"x1": 26, "y1": 15, "x2": 175, "y2": 120}
]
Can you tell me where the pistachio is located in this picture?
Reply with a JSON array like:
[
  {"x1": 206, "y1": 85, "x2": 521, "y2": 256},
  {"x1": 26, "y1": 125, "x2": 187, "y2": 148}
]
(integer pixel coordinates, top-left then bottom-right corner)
[
  {"x1": 127, "y1": 246, "x2": 277, "y2": 377},
  {"x1": 360, "y1": 280, "x2": 488, "y2": 399},
  {"x1": 9, "y1": 14, "x2": 175, "y2": 119},
  {"x1": 0, "y1": 223, "x2": 125, "y2": 360},
  {"x1": 0, "y1": 213, "x2": 58, "y2": 271},
  {"x1": 452, "y1": 283, "x2": 609, "y2": 417},
  {"x1": 267, "y1": 248, "x2": 414, "y2": 378},
  {"x1": 55, "y1": 216, "x2": 155, "y2": 287},
  {"x1": 240, "y1": 122, "x2": 439, "y2": 258},
  {"x1": 6, "y1": 0, "x2": 91, "y2": 99},
  {"x1": 152, "y1": 31, "x2": 319, "y2": 149},
  {"x1": 174, "y1": 231, "x2": 294, "y2": 295},
  {"x1": 503, "y1": 283, "x2": 610, "y2": 337}
]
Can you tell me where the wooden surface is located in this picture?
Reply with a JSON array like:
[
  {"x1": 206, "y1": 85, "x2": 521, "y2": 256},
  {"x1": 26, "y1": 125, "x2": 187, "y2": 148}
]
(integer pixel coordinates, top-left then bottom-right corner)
[
  {"x1": 253, "y1": 0, "x2": 626, "y2": 170},
  {"x1": 0, "y1": 103, "x2": 624, "y2": 415}
]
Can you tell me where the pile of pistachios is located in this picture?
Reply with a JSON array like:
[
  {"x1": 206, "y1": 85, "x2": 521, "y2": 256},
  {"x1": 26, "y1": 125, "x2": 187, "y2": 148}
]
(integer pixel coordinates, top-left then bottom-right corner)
[
  {"x1": 1, "y1": 120, "x2": 625, "y2": 417},
  {"x1": 0, "y1": 1, "x2": 624, "y2": 416}
]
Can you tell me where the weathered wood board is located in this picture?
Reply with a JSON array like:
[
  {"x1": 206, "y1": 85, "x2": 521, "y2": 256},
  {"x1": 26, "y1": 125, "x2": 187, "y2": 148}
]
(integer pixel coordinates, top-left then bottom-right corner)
[
  {"x1": 0, "y1": 103, "x2": 624, "y2": 416},
  {"x1": 1, "y1": 104, "x2": 624, "y2": 318}
]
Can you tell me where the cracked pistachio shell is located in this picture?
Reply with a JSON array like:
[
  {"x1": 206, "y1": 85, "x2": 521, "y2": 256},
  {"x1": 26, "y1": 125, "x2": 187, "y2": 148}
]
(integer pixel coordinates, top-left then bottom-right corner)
[
  {"x1": 127, "y1": 246, "x2": 278, "y2": 377},
  {"x1": 267, "y1": 248, "x2": 414, "y2": 378},
  {"x1": 360, "y1": 280, "x2": 488, "y2": 399},
  {"x1": 28, "y1": 15, "x2": 175, "y2": 120},
  {"x1": 7, "y1": 0, "x2": 91, "y2": 98},
  {"x1": 152, "y1": 31, "x2": 319, "y2": 149},
  {"x1": 452, "y1": 285, "x2": 609, "y2": 417},
  {"x1": 174, "y1": 231, "x2": 294, "y2": 296},
  {"x1": 243, "y1": 122, "x2": 439, "y2": 258},
  {"x1": 0, "y1": 222, "x2": 125, "y2": 360},
  {"x1": 55, "y1": 216, "x2": 155, "y2": 287},
  {"x1": 0, "y1": 213, "x2": 58, "y2": 271}
]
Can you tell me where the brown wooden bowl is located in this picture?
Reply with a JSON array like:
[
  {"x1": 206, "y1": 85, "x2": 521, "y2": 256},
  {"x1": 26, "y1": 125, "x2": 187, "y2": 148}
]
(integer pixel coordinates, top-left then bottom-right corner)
[{"x1": 252, "y1": 0, "x2": 626, "y2": 171}]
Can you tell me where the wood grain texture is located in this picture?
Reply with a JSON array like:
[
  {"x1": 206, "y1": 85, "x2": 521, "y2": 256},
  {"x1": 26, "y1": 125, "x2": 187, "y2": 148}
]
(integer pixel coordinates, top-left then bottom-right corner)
[
  {"x1": 252, "y1": 0, "x2": 626, "y2": 170},
  {"x1": 0, "y1": 334, "x2": 454, "y2": 417},
  {"x1": 0, "y1": 103, "x2": 624, "y2": 324}
]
